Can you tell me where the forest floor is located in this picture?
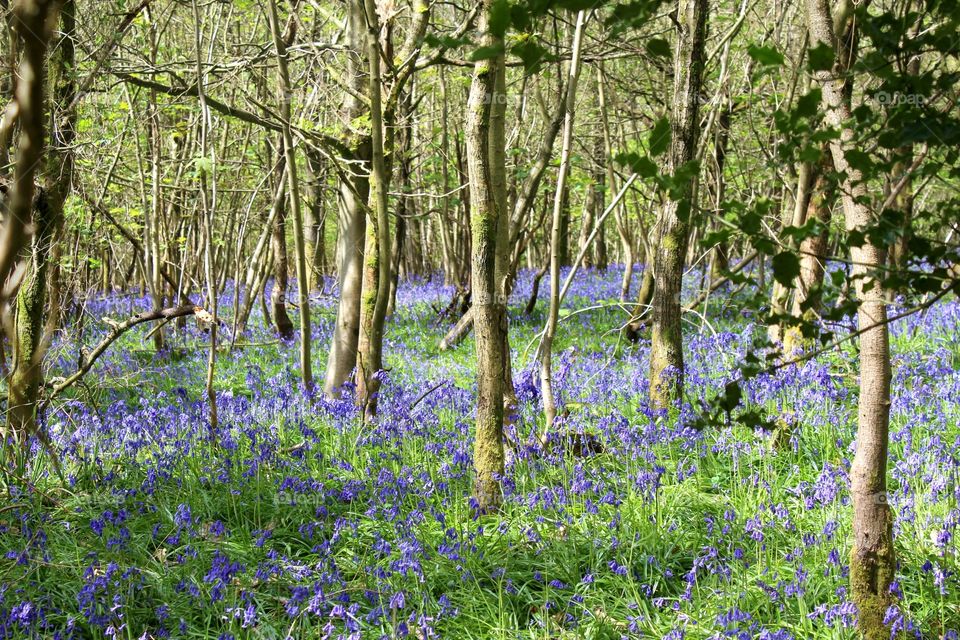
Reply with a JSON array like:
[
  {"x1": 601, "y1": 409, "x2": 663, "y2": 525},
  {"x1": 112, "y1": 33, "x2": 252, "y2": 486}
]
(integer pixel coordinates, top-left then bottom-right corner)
[{"x1": 1, "y1": 267, "x2": 958, "y2": 639}]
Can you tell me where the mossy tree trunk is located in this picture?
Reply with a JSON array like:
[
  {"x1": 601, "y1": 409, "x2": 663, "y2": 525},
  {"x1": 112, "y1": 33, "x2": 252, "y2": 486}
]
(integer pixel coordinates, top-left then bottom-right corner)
[
  {"x1": 354, "y1": 0, "x2": 391, "y2": 416},
  {"x1": 648, "y1": 0, "x2": 708, "y2": 408},
  {"x1": 806, "y1": 1, "x2": 895, "y2": 637},
  {"x1": 467, "y1": 0, "x2": 508, "y2": 513},
  {"x1": 4, "y1": 0, "x2": 63, "y2": 453}
]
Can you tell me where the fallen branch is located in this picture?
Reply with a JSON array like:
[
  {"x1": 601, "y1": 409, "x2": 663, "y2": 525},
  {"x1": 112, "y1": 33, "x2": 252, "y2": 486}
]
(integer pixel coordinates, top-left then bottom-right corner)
[
  {"x1": 41, "y1": 304, "x2": 198, "y2": 408},
  {"x1": 438, "y1": 308, "x2": 474, "y2": 351},
  {"x1": 410, "y1": 380, "x2": 449, "y2": 411}
]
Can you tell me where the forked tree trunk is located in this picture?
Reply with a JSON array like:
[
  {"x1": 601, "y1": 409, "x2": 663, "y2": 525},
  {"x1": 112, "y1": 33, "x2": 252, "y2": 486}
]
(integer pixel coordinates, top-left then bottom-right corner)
[
  {"x1": 649, "y1": 0, "x2": 708, "y2": 408},
  {"x1": 466, "y1": 0, "x2": 508, "y2": 513},
  {"x1": 806, "y1": 1, "x2": 894, "y2": 637},
  {"x1": 324, "y1": 0, "x2": 369, "y2": 395},
  {"x1": 355, "y1": 0, "x2": 391, "y2": 415}
]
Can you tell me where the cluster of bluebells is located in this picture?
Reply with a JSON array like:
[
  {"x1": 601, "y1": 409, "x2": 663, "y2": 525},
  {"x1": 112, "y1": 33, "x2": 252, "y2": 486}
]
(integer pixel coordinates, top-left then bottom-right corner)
[{"x1": 0, "y1": 267, "x2": 956, "y2": 638}]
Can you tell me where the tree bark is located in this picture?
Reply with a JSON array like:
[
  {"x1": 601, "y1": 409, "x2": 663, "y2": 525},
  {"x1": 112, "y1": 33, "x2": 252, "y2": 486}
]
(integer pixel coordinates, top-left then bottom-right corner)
[
  {"x1": 467, "y1": 0, "x2": 508, "y2": 512},
  {"x1": 783, "y1": 156, "x2": 835, "y2": 353},
  {"x1": 268, "y1": 153, "x2": 294, "y2": 339},
  {"x1": 324, "y1": 0, "x2": 370, "y2": 396},
  {"x1": 806, "y1": 2, "x2": 894, "y2": 637},
  {"x1": 597, "y1": 63, "x2": 634, "y2": 301},
  {"x1": 354, "y1": 0, "x2": 391, "y2": 415},
  {"x1": 3, "y1": 0, "x2": 61, "y2": 452},
  {"x1": 268, "y1": 0, "x2": 313, "y2": 388},
  {"x1": 649, "y1": 0, "x2": 708, "y2": 408},
  {"x1": 540, "y1": 10, "x2": 589, "y2": 434}
]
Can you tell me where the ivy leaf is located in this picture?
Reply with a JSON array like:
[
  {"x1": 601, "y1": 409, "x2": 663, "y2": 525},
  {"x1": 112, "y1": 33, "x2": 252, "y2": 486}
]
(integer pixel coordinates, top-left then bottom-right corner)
[
  {"x1": 648, "y1": 116, "x2": 671, "y2": 157},
  {"x1": 771, "y1": 251, "x2": 801, "y2": 286},
  {"x1": 807, "y1": 43, "x2": 835, "y2": 71},
  {"x1": 645, "y1": 38, "x2": 671, "y2": 59},
  {"x1": 489, "y1": 0, "x2": 511, "y2": 38},
  {"x1": 747, "y1": 44, "x2": 785, "y2": 67},
  {"x1": 719, "y1": 381, "x2": 742, "y2": 413}
]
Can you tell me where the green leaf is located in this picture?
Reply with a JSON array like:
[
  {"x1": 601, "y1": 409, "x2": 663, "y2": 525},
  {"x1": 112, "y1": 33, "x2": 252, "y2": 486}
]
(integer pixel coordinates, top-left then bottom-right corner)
[
  {"x1": 771, "y1": 251, "x2": 801, "y2": 286},
  {"x1": 747, "y1": 44, "x2": 785, "y2": 67},
  {"x1": 648, "y1": 116, "x2": 671, "y2": 157},
  {"x1": 807, "y1": 43, "x2": 835, "y2": 71},
  {"x1": 645, "y1": 38, "x2": 671, "y2": 59},
  {"x1": 469, "y1": 44, "x2": 505, "y2": 62},
  {"x1": 794, "y1": 88, "x2": 822, "y2": 120},
  {"x1": 489, "y1": 0, "x2": 511, "y2": 38},
  {"x1": 615, "y1": 152, "x2": 658, "y2": 178},
  {"x1": 719, "y1": 381, "x2": 742, "y2": 413},
  {"x1": 511, "y1": 39, "x2": 552, "y2": 74}
]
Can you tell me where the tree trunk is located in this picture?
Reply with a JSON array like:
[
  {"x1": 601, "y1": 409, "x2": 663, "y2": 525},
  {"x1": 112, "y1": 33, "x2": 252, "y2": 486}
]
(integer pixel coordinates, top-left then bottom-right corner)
[
  {"x1": 783, "y1": 156, "x2": 835, "y2": 353},
  {"x1": 649, "y1": 0, "x2": 708, "y2": 408},
  {"x1": 467, "y1": 0, "x2": 508, "y2": 513},
  {"x1": 597, "y1": 63, "x2": 634, "y2": 301},
  {"x1": 269, "y1": 153, "x2": 294, "y2": 339},
  {"x1": 268, "y1": 0, "x2": 313, "y2": 388},
  {"x1": 354, "y1": 0, "x2": 392, "y2": 415},
  {"x1": 42, "y1": 0, "x2": 75, "y2": 340},
  {"x1": 324, "y1": 0, "x2": 369, "y2": 396},
  {"x1": 540, "y1": 10, "x2": 589, "y2": 433},
  {"x1": 3, "y1": 0, "x2": 60, "y2": 453},
  {"x1": 304, "y1": 149, "x2": 326, "y2": 288},
  {"x1": 768, "y1": 160, "x2": 816, "y2": 344},
  {"x1": 806, "y1": 2, "x2": 894, "y2": 637}
]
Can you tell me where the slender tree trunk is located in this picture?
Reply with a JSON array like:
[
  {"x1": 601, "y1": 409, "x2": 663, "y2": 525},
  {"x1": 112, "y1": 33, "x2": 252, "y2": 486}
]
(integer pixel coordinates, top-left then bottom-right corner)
[
  {"x1": 769, "y1": 161, "x2": 816, "y2": 344},
  {"x1": 268, "y1": 153, "x2": 294, "y2": 339},
  {"x1": 191, "y1": 0, "x2": 218, "y2": 437},
  {"x1": 887, "y1": 29, "x2": 920, "y2": 277},
  {"x1": 467, "y1": 0, "x2": 508, "y2": 512},
  {"x1": 145, "y1": 6, "x2": 165, "y2": 352},
  {"x1": 268, "y1": 0, "x2": 312, "y2": 388},
  {"x1": 806, "y1": 2, "x2": 894, "y2": 637},
  {"x1": 304, "y1": 149, "x2": 326, "y2": 288},
  {"x1": 597, "y1": 63, "x2": 634, "y2": 301},
  {"x1": 540, "y1": 10, "x2": 589, "y2": 433},
  {"x1": 709, "y1": 105, "x2": 731, "y2": 281},
  {"x1": 42, "y1": 0, "x2": 74, "y2": 339},
  {"x1": 783, "y1": 156, "x2": 835, "y2": 353},
  {"x1": 648, "y1": 0, "x2": 708, "y2": 408}
]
